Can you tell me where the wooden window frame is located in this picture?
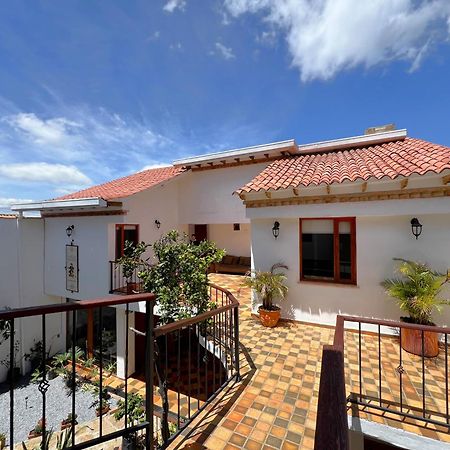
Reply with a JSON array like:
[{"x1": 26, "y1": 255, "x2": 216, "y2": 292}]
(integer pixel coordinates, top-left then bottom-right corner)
[
  {"x1": 115, "y1": 224, "x2": 139, "y2": 259},
  {"x1": 299, "y1": 217, "x2": 357, "y2": 285}
]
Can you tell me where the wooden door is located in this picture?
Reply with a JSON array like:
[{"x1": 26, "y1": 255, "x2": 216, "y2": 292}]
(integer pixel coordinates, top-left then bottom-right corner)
[{"x1": 194, "y1": 224, "x2": 208, "y2": 242}]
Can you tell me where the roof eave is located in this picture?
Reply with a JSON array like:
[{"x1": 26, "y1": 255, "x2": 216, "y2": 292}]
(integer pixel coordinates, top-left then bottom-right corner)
[{"x1": 11, "y1": 197, "x2": 108, "y2": 212}]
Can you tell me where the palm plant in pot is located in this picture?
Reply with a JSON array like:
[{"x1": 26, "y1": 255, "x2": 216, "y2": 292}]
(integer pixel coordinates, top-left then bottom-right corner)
[
  {"x1": 383, "y1": 258, "x2": 449, "y2": 357},
  {"x1": 244, "y1": 263, "x2": 288, "y2": 327}
]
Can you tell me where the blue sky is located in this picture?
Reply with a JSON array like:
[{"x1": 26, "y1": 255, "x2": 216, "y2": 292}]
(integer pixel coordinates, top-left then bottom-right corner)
[{"x1": 1, "y1": 0, "x2": 450, "y2": 210}]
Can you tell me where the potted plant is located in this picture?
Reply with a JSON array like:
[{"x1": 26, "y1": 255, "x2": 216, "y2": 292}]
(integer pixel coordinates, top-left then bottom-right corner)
[
  {"x1": 61, "y1": 413, "x2": 78, "y2": 430},
  {"x1": 0, "y1": 432, "x2": 6, "y2": 450},
  {"x1": 383, "y1": 258, "x2": 449, "y2": 357},
  {"x1": 89, "y1": 385, "x2": 111, "y2": 416},
  {"x1": 244, "y1": 263, "x2": 289, "y2": 327},
  {"x1": 28, "y1": 418, "x2": 45, "y2": 439},
  {"x1": 117, "y1": 241, "x2": 149, "y2": 294}
]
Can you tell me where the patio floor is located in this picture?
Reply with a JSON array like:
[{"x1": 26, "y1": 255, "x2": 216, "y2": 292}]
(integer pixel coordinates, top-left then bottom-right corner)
[{"x1": 164, "y1": 274, "x2": 450, "y2": 450}]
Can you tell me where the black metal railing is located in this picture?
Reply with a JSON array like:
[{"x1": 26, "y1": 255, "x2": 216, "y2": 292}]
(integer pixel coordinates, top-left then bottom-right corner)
[
  {"x1": 314, "y1": 315, "x2": 450, "y2": 450},
  {"x1": 109, "y1": 260, "x2": 147, "y2": 294},
  {"x1": 153, "y1": 283, "x2": 240, "y2": 447},
  {"x1": 0, "y1": 283, "x2": 240, "y2": 449}
]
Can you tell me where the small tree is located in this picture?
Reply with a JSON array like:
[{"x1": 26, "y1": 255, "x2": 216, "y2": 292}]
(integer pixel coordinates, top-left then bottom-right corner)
[
  {"x1": 382, "y1": 258, "x2": 449, "y2": 325},
  {"x1": 117, "y1": 241, "x2": 150, "y2": 285},
  {"x1": 140, "y1": 230, "x2": 225, "y2": 323}
]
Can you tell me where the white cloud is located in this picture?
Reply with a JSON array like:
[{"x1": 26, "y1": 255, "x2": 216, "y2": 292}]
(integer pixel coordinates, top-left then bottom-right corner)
[
  {"x1": 4, "y1": 113, "x2": 80, "y2": 145},
  {"x1": 223, "y1": 0, "x2": 450, "y2": 81},
  {"x1": 212, "y1": 42, "x2": 236, "y2": 60},
  {"x1": 146, "y1": 31, "x2": 161, "y2": 42},
  {"x1": 0, "y1": 197, "x2": 33, "y2": 209},
  {"x1": 163, "y1": 0, "x2": 186, "y2": 13},
  {"x1": 0, "y1": 163, "x2": 92, "y2": 185},
  {"x1": 169, "y1": 42, "x2": 183, "y2": 51}
]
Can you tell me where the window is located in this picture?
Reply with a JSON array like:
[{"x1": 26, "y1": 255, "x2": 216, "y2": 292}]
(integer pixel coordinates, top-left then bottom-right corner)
[
  {"x1": 299, "y1": 218, "x2": 356, "y2": 284},
  {"x1": 115, "y1": 224, "x2": 139, "y2": 259}
]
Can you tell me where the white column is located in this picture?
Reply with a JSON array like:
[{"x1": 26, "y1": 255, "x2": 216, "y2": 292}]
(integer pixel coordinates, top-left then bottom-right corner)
[{"x1": 116, "y1": 307, "x2": 135, "y2": 379}]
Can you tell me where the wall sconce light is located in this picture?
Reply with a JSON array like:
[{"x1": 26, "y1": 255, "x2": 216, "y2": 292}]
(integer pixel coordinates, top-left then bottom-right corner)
[
  {"x1": 66, "y1": 225, "x2": 74, "y2": 238},
  {"x1": 410, "y1": 218, "x2": 422, "y2": 240},
  {"x1": 155, "y1": 219, "x2": 161, "y2": 229},
  {"x1": 272, "y1": 221, "x2": 280, "y2": 239}
]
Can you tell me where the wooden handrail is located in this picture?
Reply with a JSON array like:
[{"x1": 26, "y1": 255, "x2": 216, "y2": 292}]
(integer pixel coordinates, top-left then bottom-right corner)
[
  {"x1": 0, "y1": 293, "x2": 155, "y2": 320},
  {"x1": 154, "y1": 283, "x2": 239, "y2": 337},
  {"x1": 338, "y1": 314, "x2": 450, "y2": 334}
]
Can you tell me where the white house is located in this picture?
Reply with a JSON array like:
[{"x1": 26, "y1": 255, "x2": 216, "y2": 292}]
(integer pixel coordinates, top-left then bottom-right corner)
[{"x1": 10, "y1": 126, "x2": 450, "y2": 379}]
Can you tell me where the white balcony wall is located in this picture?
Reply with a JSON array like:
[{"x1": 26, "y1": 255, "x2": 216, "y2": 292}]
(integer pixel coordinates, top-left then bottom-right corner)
[
  {"x1": 177, "y1": 163, "x2": 269, "y2": 225},
  {"x1": 249, "y1": 197, "x2": 450, "y2": 327}
]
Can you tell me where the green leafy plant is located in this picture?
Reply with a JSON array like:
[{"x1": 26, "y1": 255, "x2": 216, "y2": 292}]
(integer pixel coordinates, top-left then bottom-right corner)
[
  {"x1": 62, "y1": 413, "x2": 77, "y2": 423},
  {"x1": 382, "y1": 258, "x2": 449, "y2": 325},
  {"x1": 0, "y1": 432, "x2": 6, "y2": 449},
  {"x1": 105, "y1": 360, "x2": 117, "y2": 375},
  {"x1": 83, "y1": 357, "x2": 95, "y2": 368},
  {"x1": 22, "y1": 427, "x2": 74, "y2": 450},
  {"x1": 86, "y1": 381, "x2": 111, "y2": 412},
  {"x1": 244, "y1": 263, "x2": 289, "y2": 311},
  {"x1": 117, "y1": 240, "x2": 150, "y2": 283},
  {"x1": 140, "y1": 230, "x2": 225, "y2": 323},
  {"x1": 114, "y1": 393, "x2": 145, "y2": 426}
]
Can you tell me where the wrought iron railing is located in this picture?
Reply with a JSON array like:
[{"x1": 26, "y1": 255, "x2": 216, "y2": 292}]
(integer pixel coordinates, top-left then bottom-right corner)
[
  {"x1": 109, "y1": 260, "x2": 147, "y2": 294},
  {"x1": 314, "y1": 315, "x2": 450, "y2": 450},
  {"x1": 153, "y1": 283, "x2": 240, "y2": 447},
  {"x1": 0, "y1": 283, "x2": 240, "y2": 449}
]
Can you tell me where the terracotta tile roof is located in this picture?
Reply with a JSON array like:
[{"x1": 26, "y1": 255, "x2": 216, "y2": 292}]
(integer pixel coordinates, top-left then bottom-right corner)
[
  {"x1": 237, "y1": 137, "x2": 450, "y2": 193},
  {"x1": 56, "y1": 166, "x2": 185, "y2": 201},
  {"x1": 0, "y1": 214, "x2": 17, "y2": 219}
]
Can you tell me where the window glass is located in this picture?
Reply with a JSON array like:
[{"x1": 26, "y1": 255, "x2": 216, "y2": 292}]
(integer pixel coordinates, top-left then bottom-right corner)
[
  {"x1": 115, "y1": 225, "x2": 138, "y2": 259},
  {"x1": 301, "y1": 219, "x2": 334, "y2": 279},
  {"x1": 300, "y1": 218, "x2": 356, "y2": 284}
]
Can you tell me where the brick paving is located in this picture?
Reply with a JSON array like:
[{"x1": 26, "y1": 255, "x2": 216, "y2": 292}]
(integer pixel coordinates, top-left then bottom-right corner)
[{"x1": 167, "y1": 274, "x2": 450, "y2": 449}]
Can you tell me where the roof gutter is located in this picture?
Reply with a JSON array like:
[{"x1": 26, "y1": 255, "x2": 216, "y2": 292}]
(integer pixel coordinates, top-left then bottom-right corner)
[
  {"x1": 297, "y1": 129, "x2": 407, "y2": 154},
  {"x1": 11, "y1": 197, "x2": 108, "y2": 212},
  {"x1": 173, "y1": 139, "x2": 297, "y2": 167}
]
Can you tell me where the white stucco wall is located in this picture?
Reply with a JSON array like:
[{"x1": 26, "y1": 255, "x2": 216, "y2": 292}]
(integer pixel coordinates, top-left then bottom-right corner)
[
  {"x1": 208, "y1": 223, "x2": 251, "y2": 257},
  {"x1": 177, "y1": 163, "x2": 268, "y2": 224},
  {"x1": 44, "y1": 216, "x2": 112, "y2": 299},
  {"x1": 0, "y1": 218, "x2": 64, "y2": 382},
  {"x1": 249, "y1": 197, "x2": 450, "y2": 327},
  {"x1": 0, "y1": 218, "x2": 20, "y2": 309},
  {"x1": 119, "y1": 178, "x2": 187, "y2": 262}
]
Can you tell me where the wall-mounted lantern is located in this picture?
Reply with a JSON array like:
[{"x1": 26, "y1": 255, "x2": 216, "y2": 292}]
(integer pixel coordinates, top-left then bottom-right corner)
[
  {"x1": 410, "y1": 218, "x2": 422, "y2": 240},
  {"x1": 272, "y1": 221, "x2": 280, "y2": 239},
  {"x1": 155, "y1": 219, "x2": 161, "y2": 229},
  {"x1": 66, "y1": 225, "x2": 74, "y2": 238}
]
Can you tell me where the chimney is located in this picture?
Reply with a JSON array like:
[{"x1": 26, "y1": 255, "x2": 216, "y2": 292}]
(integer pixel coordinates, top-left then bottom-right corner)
[{"x1": 364, "y1": 123, "x2": 396, "y2": 135}]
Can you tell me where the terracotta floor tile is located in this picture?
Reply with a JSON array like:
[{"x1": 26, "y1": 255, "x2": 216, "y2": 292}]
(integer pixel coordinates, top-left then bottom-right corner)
[{"x1": 162, "y1": 274, "x2": 450, "y2": 450}]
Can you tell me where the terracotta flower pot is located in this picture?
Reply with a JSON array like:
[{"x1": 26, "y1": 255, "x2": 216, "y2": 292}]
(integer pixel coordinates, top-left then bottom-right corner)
[
  {"x1": 258, "y1": 307, "x2": 281, "y2": 328},
  {"x1": 96, "y1": 405, "x2": 110, "y2": 417},
  {"x1": 400, "y1": 319, "x2": 439, "y2": 357},
  {"x1": 28, "y1": 431, "x2": 42, "y2": 439},
  {"x1": 61, "y1": 420, "x2": 77, "y2": 430}
]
